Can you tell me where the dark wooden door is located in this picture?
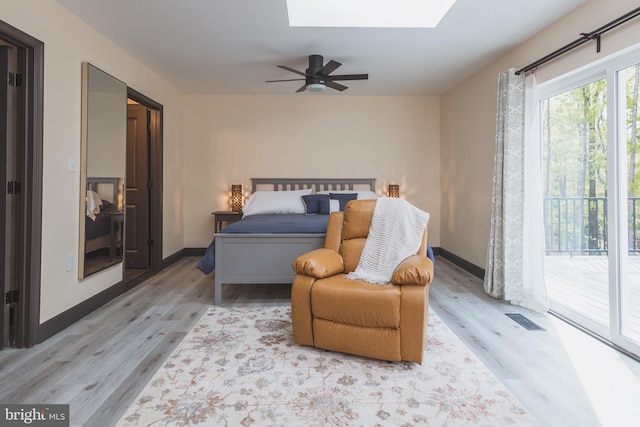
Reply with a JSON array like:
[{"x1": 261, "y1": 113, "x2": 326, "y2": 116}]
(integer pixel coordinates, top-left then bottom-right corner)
[
  {"x1": 126, "y1": 104, "x2": 150, "y2": 269},
  {"x1": 1, "y1": 45, "x2": 19, "y2": 348}
]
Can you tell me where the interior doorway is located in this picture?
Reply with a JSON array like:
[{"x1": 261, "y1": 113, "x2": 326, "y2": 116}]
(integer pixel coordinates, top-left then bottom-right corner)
[
  {"x1": 124, "y1": 89, "x2": 162, "y2": 289},
  {"x1": 1, "y1": 43, "x2": 19, "y2": 348},
  {"x1": 0, "y1": 20, "x2": 44, "y2": 349}
]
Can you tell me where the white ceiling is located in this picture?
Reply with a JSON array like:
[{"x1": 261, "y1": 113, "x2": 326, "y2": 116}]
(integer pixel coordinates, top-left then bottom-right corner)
[{"x1": 54, "y1": 0, "x2": 586, "y2": 96}]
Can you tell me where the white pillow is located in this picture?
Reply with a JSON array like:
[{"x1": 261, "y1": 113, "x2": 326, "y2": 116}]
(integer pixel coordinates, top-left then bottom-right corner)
[
  {"x1": 242, "y1": 188, "x2": 313, "y2": 217},
  {"x1": 317, "y1": 190, "x2": 378, "y2": 200}
]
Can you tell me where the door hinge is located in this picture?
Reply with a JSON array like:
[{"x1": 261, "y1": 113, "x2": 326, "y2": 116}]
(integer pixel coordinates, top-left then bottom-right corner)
[
  {"x1": 147, "y1": 180, "x2": 153, "y2": 189},
  {"x1": 147, "y1": 239, "x2": 153, "y2": 247},
  {"x1": 5, "y1": 289, "x2": 19, "y2": 305},
  {"x1": 7, "y1": 181, "x2": 21, "y2": 195},
  {"x1": 8, "y1": 72, "x2": 22, "y2": 87}
]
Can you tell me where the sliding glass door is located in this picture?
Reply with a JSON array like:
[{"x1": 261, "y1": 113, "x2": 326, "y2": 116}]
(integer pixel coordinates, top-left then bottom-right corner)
[
  {"x1": 620, "y1": 63, "x2": 640, "y2": 346},
  {"x1": 542, "y1": 77, "x2": 610, "y2": 335},
  {"x1": 541, "y1": 52, "x2": 640, "y2": 357}
]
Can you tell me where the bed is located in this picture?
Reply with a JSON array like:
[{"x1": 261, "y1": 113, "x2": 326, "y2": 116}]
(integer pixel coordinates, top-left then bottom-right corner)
[
  {"x1": 85, "y1": 177, "x2": 122, "y2": 254},
  {"x1": 199, "y1": 178, "x2": 377, "y2": 305}
]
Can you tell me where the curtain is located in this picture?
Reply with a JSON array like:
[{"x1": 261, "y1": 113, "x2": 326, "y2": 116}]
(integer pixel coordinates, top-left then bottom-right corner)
[{"x1": 484, "y1": 69, "x2": 548, "y2": 312}]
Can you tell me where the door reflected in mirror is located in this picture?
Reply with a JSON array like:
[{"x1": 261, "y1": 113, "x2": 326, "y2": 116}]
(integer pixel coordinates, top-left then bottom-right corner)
[{"x1": 78, "y1": 63, "x2": 127, "y2": 278}]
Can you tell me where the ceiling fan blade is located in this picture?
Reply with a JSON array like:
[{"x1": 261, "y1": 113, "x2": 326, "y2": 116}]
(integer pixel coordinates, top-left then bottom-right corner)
[
  {"x1": 325, "y1": 74, "x2": 369, "y2": 81},
  {"x1": 325, "y1": 81, "x2": 348, "y2": 91},
  {"x1": 317, "y1": 60, "x2": 341, "y2": 77},
  {"x1": 296, "y1": 84, "x2": 307, "y2": 93},
  {"x1": 265, "y1": 78, "x2": 306, "y2": 83},
  {"x1": 277, "y1": 65, "x2": 309, "y2": 77}
]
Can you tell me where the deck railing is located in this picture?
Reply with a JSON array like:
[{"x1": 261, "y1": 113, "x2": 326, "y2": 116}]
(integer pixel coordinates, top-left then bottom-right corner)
[{"x1": 544, "y1": 197, "x2": 640, "y2": 254}]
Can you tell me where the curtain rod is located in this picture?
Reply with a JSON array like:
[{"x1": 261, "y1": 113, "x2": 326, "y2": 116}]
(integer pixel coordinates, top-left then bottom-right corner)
[{"x1": 515, "y1": 6, "x2": 640, "y2": 75}]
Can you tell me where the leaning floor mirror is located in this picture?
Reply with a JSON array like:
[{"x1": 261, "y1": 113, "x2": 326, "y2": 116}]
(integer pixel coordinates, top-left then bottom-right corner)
[{"x1": 78, "y1": 62, "x2": 127, "y2": 278}]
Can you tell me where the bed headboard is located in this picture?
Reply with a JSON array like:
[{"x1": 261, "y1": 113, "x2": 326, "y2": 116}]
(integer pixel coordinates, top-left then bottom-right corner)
[
  {"x1": 87, "y1": 177, "x2": 121, "y2": 205},
  {"x1": 251, "y1": 178, "x2": 376, "y2": 193}
]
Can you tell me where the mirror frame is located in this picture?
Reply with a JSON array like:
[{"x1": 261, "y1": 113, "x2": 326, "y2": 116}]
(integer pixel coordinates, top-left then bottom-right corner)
[{"x1": 78, "y1": 62, "x2": 127, "y2": 279}]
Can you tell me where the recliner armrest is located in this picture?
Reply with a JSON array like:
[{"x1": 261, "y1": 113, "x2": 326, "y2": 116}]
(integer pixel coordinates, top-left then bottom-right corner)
[
  {"x1": 392, "y1": 255, "x2": 434, "y2": 286},
  {"x1": 292, "y1": 248, "x2": 345, "y2": 278}
]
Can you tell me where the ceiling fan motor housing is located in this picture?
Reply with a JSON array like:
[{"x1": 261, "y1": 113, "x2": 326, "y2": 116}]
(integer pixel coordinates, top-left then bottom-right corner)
[{"x1": 306, "y1": 54, "x2": 325, "y2": 85}]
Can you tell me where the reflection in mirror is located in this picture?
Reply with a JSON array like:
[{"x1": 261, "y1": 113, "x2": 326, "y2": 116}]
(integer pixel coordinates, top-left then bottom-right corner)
[{"x1": 78, "y1": 63, "x2": 127, "y2": 278}]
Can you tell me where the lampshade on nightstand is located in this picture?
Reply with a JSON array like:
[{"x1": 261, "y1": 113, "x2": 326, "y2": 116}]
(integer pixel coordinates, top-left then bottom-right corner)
[
  {"x1": 388, "y1": 184, "x2": 399, "y2": 198},
  {"x1": 231, "y1": 184, "x2": 243, "y2": 212}
]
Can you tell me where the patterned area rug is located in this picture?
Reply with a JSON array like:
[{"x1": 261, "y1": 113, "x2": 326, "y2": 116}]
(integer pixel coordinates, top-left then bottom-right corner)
[{"x1": 117, "y1": 306, "x2": 539, "y2": 426}]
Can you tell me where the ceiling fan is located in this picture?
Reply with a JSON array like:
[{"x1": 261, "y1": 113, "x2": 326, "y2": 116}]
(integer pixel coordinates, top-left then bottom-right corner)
[{"x1": 266, "y1": 54, "x2": 368, "y2": 93}]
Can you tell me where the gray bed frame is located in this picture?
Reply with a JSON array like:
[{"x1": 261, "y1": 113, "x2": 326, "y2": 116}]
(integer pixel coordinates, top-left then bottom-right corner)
[
  {"x1": 213, "y1": 178, "x2": 376, "y2": 305},
  {"x1": 85, "y1": 177, "x2": 120, "y2": 253}
]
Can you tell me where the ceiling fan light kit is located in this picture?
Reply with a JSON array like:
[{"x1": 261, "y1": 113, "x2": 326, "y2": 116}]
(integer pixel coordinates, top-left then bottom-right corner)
[
  {"x1": 305, "y1": 83, "x2": 326, "y2": 92},
  {"x1": 266, "y1": 54, "x2": 368, "y2": 93}
]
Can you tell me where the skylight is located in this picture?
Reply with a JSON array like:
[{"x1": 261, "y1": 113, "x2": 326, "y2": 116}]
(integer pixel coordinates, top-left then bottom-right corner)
[{"x1": 286, "y1": 0, "x2": 456, "y2": 28}]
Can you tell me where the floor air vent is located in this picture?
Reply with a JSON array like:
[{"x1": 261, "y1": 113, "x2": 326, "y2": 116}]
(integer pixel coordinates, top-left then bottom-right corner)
[{"x1": 506, "y1": 313, "x2": 545, "y2": 331}]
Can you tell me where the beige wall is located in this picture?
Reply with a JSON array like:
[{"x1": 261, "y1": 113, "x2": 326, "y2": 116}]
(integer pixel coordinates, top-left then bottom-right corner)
[
  {"x1": 183, "y1": 95, "x2": 441, "y2": 248},
  {"x1": 440, "y1": 0, "x2": 640, "y2": 268},
  {"x1": 2, "y1": 0, "x2": 185, "y2": 323},
  {"x1": 8, "y1": 0, "x2": 636, "y2": 325}
]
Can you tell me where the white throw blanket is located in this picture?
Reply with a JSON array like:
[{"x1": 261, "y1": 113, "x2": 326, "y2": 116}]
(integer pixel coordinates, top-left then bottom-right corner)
[
  {"x1": 86, "y1": 190, "x2": 102, "y2": 221},
  {"x1": 347, "y1": 198, "x2": 430, "y2": 285}
]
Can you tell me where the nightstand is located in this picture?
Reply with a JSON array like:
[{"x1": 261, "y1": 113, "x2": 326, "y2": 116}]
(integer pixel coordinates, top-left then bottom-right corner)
[
  {"x1": 109, "y1": 210, "x2": 125, "y2": 260},
  {"x1": 212, "y1": 211, "x2": 242, "y2": 232}
]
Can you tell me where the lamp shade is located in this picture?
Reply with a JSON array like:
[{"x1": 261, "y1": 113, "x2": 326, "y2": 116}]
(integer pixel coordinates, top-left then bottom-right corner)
[
  {"x1": 231, "y1": 184, "x2": 243, "y2": 212},
  {"x1": 388, "y1": 184, "x2": 399, "y2": 198}
]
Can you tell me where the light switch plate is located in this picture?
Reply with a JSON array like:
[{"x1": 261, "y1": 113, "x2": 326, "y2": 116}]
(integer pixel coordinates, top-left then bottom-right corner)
[{"x1": 68, "y1": 158, "x2": 77, "y2": 173}]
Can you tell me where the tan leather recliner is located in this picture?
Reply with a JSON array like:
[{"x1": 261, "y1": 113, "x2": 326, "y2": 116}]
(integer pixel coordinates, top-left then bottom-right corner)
[{"x1": 291, "y1": 199, "x2": 434, "y2": 364}]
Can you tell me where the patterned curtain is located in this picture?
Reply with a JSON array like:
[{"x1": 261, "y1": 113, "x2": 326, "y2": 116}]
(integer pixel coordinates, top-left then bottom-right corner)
[{"x1": 484, "y1": 69, "x2": 548, "y2": 312}]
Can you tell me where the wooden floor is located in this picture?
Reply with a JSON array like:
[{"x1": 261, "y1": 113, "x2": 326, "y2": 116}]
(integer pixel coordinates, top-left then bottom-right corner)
[
  {"x1": 1, "y1": 256, "x2": 639, "y2": 426},
  {"x1": 545, "y1": 255, "x2": 640, "y2": 342}
]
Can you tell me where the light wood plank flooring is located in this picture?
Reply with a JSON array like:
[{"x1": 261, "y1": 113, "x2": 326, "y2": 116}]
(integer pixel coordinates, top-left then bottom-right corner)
[
  {"x1": 0, "y1": 256, "x2": 639, "y2": 426},
  {"x1": 431, "y1": 258, "x2": 640, "y2": 427}
]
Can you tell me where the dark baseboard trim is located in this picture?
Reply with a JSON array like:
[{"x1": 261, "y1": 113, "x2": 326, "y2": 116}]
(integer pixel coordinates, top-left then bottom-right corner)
[
  {"x1": 431, "y1": 246, "x2": 441, "y2": 256},
  {"x1": 183, "y1": 247, "x2": 206, "y2": 257},
  {"x1": 37, "y1": 246, "x2": 193, "y2": 345},
  {"x1": 162, "y1": 248, "x2": 186, "y2": 269},
  {"x1": 438, "y1": 248, "x2": 485, "y2": 280},
  {"x1": 161, "y1": 247, "x2": 206, "y2": 268},
  {"x1": 124, "y1": 269, "x2": 154, "y2": 291},
  {"x1": 38, "y1": 280, "x2": 124, "y2": 343}
]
